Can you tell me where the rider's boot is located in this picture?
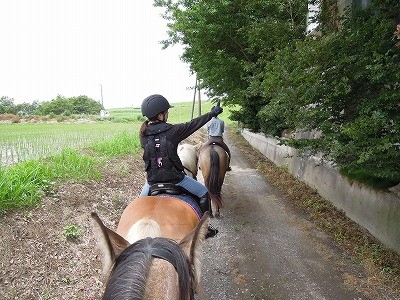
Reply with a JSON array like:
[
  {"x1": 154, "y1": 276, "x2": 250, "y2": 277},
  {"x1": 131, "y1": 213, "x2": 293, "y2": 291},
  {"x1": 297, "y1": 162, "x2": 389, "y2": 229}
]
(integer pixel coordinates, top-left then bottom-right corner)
[{"x1": 199, "y1": 193, "x2": 218, "y2": 238}]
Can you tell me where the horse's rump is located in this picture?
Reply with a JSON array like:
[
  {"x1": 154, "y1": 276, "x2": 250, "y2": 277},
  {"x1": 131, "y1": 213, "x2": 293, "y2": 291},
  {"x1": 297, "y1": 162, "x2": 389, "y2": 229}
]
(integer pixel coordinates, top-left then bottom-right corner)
[
  {"x1": 116, "y1": 196, "x2": 200, "y2": 243},
  {"x1": 198, "y1": 144, "x2": 228, "y2": 211}
]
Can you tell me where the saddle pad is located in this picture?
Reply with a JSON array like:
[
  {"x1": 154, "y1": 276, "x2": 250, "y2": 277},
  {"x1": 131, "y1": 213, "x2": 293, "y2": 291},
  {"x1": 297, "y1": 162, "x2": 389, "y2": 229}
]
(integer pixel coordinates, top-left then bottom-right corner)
[{"x1": 159, "y1": 194, "x2": 202, "y2": 220}]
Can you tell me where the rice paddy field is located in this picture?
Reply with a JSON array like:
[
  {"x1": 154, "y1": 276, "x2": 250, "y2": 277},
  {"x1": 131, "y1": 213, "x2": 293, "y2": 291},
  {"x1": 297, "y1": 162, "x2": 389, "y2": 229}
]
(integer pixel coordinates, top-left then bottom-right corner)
[
  {"x1": 0, "y1": 100, "x2": 239, "y2": 166},
  {"x1": 0, "y1": 100, "x2": 239, "y2": 213},
  {"x1": 0, "y1": 123, "x2": 139, "y2": 166},
  {"x1": 0, "y1": 100, "x2": 238, "y2": 167}
]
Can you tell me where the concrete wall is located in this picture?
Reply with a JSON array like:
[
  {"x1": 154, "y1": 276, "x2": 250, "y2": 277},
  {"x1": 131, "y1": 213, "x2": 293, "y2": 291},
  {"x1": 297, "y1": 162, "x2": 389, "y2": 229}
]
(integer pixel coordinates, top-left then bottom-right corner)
[{"x1": 241, "y1": 129, "x2": 400, "y2": 255}]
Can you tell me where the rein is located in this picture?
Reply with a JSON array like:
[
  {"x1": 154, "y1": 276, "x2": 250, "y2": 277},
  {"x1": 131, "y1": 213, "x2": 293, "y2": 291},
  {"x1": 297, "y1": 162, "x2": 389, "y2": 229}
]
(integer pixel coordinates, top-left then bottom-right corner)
[
  {"x1": 134, "y1": 238, "x2": 179, "y2": 271},
  {"x1": 183, "y1": 165, "x2": 195, "y2": 177}
]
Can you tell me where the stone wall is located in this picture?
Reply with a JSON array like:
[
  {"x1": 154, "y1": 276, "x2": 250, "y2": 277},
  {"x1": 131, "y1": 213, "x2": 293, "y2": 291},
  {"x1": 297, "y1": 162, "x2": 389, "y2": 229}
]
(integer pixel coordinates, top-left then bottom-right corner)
[{"x1": 241, "y1": 129, "x2": 400, "y2": 255}]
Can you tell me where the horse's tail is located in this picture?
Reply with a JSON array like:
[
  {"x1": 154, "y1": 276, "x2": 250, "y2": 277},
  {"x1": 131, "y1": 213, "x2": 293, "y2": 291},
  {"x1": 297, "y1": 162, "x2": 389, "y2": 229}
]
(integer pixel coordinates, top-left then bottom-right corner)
[{"x1": 205, "y1": 147, "x2": 223, "y2": 208}]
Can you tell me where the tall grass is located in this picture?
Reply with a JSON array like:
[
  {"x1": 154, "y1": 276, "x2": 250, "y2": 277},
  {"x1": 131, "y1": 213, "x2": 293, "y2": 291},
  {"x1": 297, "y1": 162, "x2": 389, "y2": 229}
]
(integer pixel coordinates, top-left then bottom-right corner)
[
  {"x1": 0, "y1": 130, "x2": 141, "y2": 215},
  {"x1": 90, "y1": 131, "x2": 141, "y2": 157},
  {"x1": 0, "y1": 160, "x2": 52, "y2": 210}
]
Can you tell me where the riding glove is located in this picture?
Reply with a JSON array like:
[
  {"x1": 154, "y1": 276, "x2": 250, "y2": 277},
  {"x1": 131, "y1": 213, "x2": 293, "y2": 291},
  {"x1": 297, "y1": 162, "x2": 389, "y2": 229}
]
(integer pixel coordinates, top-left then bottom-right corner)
[{"x1": 211, "y1": 106, "x2": 223, "y2": 116}]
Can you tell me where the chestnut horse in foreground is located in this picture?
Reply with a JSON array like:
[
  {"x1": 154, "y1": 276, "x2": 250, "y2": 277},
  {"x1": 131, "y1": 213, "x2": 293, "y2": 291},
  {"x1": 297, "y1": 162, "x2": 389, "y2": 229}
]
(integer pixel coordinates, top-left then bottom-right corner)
[{"x1": 92, "y1": 194, "x2": 211, "y2": 300}]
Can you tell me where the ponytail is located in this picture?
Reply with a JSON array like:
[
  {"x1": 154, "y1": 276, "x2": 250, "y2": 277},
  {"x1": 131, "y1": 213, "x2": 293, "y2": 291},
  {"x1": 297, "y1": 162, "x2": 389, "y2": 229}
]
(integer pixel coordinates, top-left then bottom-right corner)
[
  {"x1": 140, "y1": 120, "x2": 149, "y2": 136},
  {"x1": 140, "y1": 114, "x2": 164, "y2": 136}
]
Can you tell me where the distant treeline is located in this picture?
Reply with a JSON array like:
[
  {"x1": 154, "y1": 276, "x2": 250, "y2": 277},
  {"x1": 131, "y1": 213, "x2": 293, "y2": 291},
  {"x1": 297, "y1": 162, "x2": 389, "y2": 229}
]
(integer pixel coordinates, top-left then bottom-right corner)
[{"x1": 0, "y1": 95, "x2": 103, "y2": 116}]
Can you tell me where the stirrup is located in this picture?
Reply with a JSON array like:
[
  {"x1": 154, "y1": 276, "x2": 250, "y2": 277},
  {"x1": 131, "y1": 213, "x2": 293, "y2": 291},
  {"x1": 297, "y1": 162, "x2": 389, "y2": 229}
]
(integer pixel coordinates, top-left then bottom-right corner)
[{"x1": 205, "y1": 225, "x2": 218, "y2": 239}]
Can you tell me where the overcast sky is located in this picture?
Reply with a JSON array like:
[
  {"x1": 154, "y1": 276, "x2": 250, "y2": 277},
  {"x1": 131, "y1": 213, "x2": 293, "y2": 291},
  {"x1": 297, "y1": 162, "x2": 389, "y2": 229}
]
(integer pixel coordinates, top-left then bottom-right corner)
[{"x1": 0, "y1": 0, "x2": 199, "y2": 108}]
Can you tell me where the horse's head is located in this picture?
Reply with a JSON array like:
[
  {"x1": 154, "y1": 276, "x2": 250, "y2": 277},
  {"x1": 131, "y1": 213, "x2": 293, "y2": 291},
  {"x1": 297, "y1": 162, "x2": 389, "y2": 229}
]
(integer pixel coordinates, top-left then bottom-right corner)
[{"x1": 91, "y1": 212, "x2": 210, "y2": 300}]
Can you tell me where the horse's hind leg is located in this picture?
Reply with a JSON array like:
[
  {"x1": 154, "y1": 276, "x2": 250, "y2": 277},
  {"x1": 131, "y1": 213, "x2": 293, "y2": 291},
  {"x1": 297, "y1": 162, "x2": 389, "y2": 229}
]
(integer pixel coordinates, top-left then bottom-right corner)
[{"x1": 211, "y1": 200, "x2": 220, "y2": 218}]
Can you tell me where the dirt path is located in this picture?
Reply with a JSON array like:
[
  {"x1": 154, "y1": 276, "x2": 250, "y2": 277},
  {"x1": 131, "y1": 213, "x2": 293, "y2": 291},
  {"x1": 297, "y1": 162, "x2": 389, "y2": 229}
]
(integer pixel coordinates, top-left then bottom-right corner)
[
  {"x1": 0, "y1": 129, "x2": 398, "y2": 299},
  {"x1": 196, "y1": 134, "x2": 368, "y2": 299}
]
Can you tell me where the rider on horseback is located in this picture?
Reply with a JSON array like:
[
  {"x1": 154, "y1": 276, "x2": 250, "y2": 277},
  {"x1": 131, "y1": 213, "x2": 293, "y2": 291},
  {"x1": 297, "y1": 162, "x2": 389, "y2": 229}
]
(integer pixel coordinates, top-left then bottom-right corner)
[
  {"x1": 205, "y1": 116, "x2": 232, "y2": 171},
  {"x1": 139, "y1": 94, "x2": 222, "y2": 238}
]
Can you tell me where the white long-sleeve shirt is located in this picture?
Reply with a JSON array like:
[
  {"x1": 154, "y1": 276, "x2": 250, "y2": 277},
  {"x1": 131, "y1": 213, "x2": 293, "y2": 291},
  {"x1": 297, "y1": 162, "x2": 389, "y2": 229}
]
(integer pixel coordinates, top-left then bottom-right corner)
[{"x1": 206, "y1": 117, "x2": 224, "y2": 137}]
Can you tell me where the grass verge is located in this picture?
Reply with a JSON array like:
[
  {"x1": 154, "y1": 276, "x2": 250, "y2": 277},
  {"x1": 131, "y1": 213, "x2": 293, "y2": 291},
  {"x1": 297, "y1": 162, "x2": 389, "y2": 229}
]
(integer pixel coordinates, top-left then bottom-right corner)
[{"x1": 0, "y1": 131, "x2": 141, "y2": 214}]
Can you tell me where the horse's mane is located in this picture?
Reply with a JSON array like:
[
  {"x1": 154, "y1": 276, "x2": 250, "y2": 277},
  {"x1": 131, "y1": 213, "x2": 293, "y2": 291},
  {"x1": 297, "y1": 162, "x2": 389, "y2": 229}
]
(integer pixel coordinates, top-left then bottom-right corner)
[{"x1": 103, "y1": 237, "x2": 194, "y2": 300}]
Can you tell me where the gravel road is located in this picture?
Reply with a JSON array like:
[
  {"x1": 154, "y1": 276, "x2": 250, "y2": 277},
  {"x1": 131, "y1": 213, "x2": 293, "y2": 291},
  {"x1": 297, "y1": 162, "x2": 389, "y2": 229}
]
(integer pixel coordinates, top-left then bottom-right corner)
[{"x1": 195, "y1": 135, "x2": 368, "y2": 300}]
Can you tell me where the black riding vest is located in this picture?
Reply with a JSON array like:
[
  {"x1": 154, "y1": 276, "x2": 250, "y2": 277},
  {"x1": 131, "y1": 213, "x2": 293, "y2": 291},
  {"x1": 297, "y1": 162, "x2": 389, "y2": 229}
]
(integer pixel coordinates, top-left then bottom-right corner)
[{"x1": 143, "y1": 126, "x2": 185, "y2": 185}]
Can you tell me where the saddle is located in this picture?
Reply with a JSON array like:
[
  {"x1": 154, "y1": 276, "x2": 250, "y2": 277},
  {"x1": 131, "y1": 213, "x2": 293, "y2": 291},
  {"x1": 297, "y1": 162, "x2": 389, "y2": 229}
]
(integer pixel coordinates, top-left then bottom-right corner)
[
  {"x1": 205, "y1": 141, "x2": 225, "y2": 149},
  {"x1": 203, "y1": 141, "x2": 229, "y2": 158},
  {"x1": 149, "y1": 183, "x2": 202, "y2": 219},
  {"x1": 149, "y1": 183, "x2": 202, "y2": 202},
  {"x1": 149, "y1": 183, "x2": 185, "y2": 196}
]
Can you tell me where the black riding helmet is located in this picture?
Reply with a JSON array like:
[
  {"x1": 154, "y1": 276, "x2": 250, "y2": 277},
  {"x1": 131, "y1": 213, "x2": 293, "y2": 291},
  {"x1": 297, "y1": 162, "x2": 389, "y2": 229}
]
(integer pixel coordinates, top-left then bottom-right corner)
[{"x1": 141, "y1": 94, "x2": 173, "y2": 119}]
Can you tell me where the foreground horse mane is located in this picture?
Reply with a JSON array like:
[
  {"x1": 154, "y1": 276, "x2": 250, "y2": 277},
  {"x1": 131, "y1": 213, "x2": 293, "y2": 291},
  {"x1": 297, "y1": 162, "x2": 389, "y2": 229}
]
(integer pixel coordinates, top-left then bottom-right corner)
[{"x1": 104, "y1": 237, "x2": 194, "y2": 300}]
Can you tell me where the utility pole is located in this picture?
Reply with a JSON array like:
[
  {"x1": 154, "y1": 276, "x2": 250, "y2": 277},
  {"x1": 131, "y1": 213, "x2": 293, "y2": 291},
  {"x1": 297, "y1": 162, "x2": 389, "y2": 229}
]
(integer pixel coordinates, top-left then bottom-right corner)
[
  {"x1": 197, "y1": 78, "x2": 201, "y2": 116},
  {"x1": 100, "y1": 84, "x2": 104, "y2": 108},
  {"x1": 191, "y1": 77, "x2": 197, "y2": 120}
]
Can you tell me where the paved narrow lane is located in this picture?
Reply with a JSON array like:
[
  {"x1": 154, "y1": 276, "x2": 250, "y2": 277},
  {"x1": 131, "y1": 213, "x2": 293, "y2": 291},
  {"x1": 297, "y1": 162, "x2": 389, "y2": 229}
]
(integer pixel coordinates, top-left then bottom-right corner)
[{"x1": 196, "y1": 133, "x2": 367, "y2": 300}]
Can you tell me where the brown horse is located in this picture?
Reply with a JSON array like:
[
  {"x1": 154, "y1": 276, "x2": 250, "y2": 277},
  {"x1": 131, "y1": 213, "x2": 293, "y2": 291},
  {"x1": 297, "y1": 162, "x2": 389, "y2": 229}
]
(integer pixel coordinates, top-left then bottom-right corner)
[
  {"x1": 92, "y1": 210, "x2": 210, "y2": 300},
  {"x1": 198, "y1": 143, "x2": 229, "y2": 217}
]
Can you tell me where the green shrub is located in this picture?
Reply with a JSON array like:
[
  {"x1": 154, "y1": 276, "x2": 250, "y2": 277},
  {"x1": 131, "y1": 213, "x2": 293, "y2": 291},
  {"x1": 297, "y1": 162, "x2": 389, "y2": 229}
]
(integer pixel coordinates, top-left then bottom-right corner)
[{"x1": 257, "y1": 2, "x2": 400, "y2": 188}]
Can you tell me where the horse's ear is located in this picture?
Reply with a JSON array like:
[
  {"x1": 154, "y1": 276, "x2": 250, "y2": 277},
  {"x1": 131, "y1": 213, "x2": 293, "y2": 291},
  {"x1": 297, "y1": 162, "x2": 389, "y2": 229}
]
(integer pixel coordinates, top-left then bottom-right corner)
[
  {"x1": 91, "y1": 212, "x2": 130, "y2": 280},
  {"x1": 179, "y1": 212, "x2": 210, "y2": 290}
]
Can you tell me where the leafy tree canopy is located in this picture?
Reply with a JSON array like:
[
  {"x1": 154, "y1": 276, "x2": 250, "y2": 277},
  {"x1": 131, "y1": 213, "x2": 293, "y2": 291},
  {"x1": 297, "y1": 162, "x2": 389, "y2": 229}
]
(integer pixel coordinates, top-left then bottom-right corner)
[
  {"x1": 155, "y1": 0, "x2": 400, "y2": 188},
  {"x1": 38, "y1": 95, "x2": 103, "y2": 116},
  {"x1": 154, "y1": 0, "x2": 307, "y2": 109}
]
